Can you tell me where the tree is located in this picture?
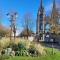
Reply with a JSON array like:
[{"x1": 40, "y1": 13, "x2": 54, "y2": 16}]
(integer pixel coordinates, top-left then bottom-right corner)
[
  {"x1": 0, "y1": 29, "x2": 8, "y2": 37},
  {"x1": 20, "y1": 29, "x2": 34, "y2": 38},
  {"x1": 0, "y1": 26, "x2": 11, "y2": 37},
  {"x1": 22, "y1": 12, "x2": 34, "y2": 39}
]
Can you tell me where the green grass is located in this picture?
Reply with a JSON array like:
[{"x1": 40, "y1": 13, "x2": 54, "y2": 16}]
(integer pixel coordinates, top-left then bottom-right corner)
[
  {"x1": 6, "y1": 48, "x2": 60, "y2": 60},
  {"x1": 6, "y1": 54, "x2": 60, "y2": 60}
]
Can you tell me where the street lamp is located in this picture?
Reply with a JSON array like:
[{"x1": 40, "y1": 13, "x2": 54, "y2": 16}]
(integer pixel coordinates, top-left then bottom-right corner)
[{"x1": 7, "y1": 12, "x2": 18, "y2": 41}]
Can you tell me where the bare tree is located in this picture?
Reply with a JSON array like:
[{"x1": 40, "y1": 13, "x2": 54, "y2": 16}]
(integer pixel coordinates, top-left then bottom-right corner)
[{"x1": 22, "y1": 12, "x2": 34, "y2": 39}]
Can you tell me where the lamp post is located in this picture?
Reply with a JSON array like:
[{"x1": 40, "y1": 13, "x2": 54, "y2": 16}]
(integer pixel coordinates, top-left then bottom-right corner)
[{"x1": 7, "y1": 12, "x2": 18, "y2": 41}]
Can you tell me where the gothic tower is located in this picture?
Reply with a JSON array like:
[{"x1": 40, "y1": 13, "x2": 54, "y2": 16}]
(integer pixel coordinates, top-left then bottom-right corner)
[
  {"x1": 36, "y1": 0, "x2": 44, "y2": 34},
  {"x1": 50, "y1": 0, "x2": 59, "y2": 33}
]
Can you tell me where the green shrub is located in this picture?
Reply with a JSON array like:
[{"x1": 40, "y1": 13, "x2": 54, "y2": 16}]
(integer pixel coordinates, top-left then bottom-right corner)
[
  {"x1": 28, "y1": 45, "x2": 39, "y2": 56},
  {"x1": 1, "y1": 49, "x2": 5, "y2": 55},
  {"x1": 18, "y1": 43, "x2": 26, "y2": 51},
  {"x1": 8, "y1": 43, "x2": 19, "y2": 51},
  {"x1": 0, "y1": 55, "x2": 10, "y2": 60},
  {"x1": 15, "y1": 51, "x2": 20, "y2": 56},
  {"x1": 18, "y1": 43, "x2": 27, "y2": 56},
  {"x1": 8, "y1": 42, "x2": 28, "y2": 56},
  {"x1": 12, "y1": 44, "x2": 18, "y2": 51}
]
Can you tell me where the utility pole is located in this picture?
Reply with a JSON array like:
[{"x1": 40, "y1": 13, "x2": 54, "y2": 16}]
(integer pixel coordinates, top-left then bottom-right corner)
[{"x1": 7, "y1": 12, "x2": 18, "y2": 41}]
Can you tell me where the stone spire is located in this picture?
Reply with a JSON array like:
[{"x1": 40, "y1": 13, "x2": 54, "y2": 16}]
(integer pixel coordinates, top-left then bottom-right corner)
[
  {"x1": 36, "y1": 0, "x2": 44, "y2": 34},
  {"x1": 51, "y1": 0, "x2": 56, "y2": 22},
  {"x1": 40, "y1": 0, "x2": 43, "y2": 9},
  {"x1": 52, "y1": 0, "x2": 57, "y2": 17},
  {"x1": 53, "y1": 0, "x2": 56, "y2": 9},
  {"x1": 50, "y1": 0, "x2": 59, "y2": 33},
  {"x1": 39, "y1": 0, "x2": 44, "y2": 14}
]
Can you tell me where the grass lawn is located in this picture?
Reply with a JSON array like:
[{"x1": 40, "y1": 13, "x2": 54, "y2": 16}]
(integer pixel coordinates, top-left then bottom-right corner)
[
  {"x1": 6, "y1": 55, "x2": 60, "y2": 60},
  {"x1": 6, "y1": 48, "x2": 60, "y2": 60}
]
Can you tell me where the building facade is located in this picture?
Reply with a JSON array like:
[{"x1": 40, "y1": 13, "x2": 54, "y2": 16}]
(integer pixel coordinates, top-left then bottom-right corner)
[{"x1": 36, "y1": 0, "x2": 60, "y2": 42}]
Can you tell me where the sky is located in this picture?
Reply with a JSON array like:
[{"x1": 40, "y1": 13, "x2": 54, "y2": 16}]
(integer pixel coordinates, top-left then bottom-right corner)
[{"x1": 0, "y1": 0, "x2": 60, "y2": 33}]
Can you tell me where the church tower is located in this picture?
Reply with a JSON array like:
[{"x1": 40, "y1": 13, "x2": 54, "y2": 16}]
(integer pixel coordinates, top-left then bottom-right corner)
[
  {"x1": 50, "y1": 0, "x2": 59, "y2": 33},
  {"x1": 36, "y1": 0, "x2": 44, "y2": 34}
]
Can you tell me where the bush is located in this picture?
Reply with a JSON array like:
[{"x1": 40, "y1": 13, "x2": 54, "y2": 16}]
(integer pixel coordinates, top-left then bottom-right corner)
[
  {"x1": 15, "y1": 51, "x2": 20, "y2": 56},
  {"x1": 0, "y1": 55, "x2": 10, "y2": 60},
  {"x1": 12, "y1": 44, "x2": 18, "y2": 51},
  {"x1": 8, "y1": 42, "x2": 28, "y2": 56},
  {"x1": 18, "y1": 43, "x2": 27, "y2": 56},
  {"x1": 1, "y1": 49, "x2": 5, "y2": 55},
  {"x1": 0, "y1": 29, "x2": 8, "y2": 37},
  {"x1": 8, "y1": 42, "x2": 26, "y2": 51},
  {"x1": 18, "y1": 43, "x2": 26, "y2": 50},
  {"x1": 8, "y1": 43, "x2": 19, "y2": 51},
  {"x1": 28, "y1": 45, "x2": 39, "y2": 56}
]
